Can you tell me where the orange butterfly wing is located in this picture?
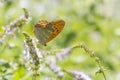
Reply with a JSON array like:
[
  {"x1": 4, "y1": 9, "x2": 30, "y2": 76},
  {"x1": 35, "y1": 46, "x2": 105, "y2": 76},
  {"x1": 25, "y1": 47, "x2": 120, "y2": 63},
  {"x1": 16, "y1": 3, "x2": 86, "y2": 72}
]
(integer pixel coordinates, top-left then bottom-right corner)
[
  {"x1": 46, "y1": 20, "x2": 65, "y2": 42},
  {"x1": 34, "y1": 20, "x2": 65, "y2": 46}
]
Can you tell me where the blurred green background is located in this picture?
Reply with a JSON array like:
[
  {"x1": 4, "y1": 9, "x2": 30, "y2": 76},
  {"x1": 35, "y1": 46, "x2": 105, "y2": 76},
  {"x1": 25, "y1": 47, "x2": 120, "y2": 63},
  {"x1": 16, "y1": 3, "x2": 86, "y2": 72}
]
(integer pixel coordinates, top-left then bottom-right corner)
[{"x1": 0, "y1": 0, "x2": 120, "y2": 80}]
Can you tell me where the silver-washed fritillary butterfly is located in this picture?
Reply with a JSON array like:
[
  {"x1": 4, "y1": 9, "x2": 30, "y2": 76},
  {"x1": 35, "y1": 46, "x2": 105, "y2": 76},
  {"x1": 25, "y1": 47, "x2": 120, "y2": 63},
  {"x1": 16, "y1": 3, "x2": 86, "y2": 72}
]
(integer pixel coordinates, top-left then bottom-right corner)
[{"x1": 33, "y1": 20, "x2": 65, "y2": 46}]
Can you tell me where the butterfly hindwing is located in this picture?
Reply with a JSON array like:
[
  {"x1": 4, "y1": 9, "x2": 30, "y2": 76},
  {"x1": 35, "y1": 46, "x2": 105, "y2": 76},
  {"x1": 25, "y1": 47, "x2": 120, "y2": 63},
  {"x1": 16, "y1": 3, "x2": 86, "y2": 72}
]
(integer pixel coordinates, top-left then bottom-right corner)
[{"x1": 34, "y1": 20, "x2": 53, "y2": 45}]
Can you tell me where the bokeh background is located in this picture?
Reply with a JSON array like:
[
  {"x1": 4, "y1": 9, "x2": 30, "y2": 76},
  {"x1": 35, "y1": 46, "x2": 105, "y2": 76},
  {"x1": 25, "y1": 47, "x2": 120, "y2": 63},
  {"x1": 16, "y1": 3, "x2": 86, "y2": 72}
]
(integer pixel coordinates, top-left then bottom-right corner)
[{"x1": 0, "y1": 0, "x2": 120, "y2": 80}]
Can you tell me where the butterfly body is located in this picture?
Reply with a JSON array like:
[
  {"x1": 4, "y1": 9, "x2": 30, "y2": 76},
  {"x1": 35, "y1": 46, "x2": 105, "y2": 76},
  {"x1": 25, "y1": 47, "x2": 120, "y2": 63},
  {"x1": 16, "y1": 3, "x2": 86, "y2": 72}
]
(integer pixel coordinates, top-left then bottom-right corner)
[{"x1": 34, "y1": 20, "x2": 65, "y2": 46}]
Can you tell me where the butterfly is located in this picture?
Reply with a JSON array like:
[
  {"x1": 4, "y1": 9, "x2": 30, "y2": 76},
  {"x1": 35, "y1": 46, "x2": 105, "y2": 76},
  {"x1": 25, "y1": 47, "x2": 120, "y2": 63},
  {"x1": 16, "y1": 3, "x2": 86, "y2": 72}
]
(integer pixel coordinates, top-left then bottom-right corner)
[{"x1": 33, "y1": 20, "x2": 65, "y2": 46}]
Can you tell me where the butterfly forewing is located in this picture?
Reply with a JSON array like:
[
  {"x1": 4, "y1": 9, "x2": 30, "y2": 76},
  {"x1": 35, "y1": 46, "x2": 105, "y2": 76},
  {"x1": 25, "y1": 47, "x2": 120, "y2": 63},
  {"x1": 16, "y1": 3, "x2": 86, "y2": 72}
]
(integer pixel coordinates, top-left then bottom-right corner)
[{"x1": 46, "y1": 20, "x2": 65, "y2": 42}]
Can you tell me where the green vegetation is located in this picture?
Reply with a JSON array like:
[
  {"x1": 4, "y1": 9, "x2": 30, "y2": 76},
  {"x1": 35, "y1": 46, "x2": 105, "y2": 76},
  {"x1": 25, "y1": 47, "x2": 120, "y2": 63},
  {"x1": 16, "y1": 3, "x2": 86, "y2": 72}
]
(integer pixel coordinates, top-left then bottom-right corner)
[{"x1": 0, "y1": 0, "x2": 120, "y2": 80}]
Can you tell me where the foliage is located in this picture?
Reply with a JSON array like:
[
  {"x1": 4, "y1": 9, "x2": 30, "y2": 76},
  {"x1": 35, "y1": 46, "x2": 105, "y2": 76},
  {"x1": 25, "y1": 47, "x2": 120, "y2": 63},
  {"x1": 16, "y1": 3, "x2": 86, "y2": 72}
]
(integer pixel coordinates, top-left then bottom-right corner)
[{"x1": 0, "y1": 0, "x2": 120, "y2": 80}]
